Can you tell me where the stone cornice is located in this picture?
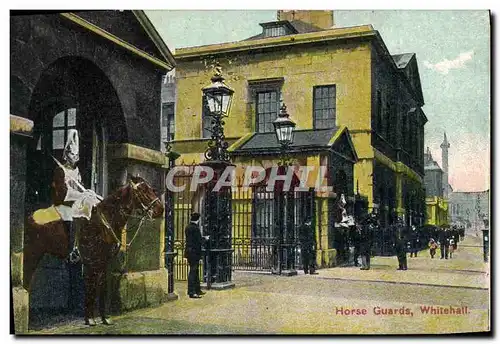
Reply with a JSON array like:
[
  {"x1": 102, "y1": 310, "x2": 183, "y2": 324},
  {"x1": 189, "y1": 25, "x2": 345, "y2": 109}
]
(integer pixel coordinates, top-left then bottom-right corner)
[
  {"x1": 373, "y1": 148, "x2": 423, "y2": 183},
  {"x1": 10, "y1": 115, "x2": 34, "y2": 138},
  {"x1": 108, "y1": 143, "x2": 167, "y2": 165},
  {"x1": 175, "y1": 25, "x2": 376, "y2": 59},
  {"x1": 60, "y1": 12, "x2": 174, "y2": 70}
]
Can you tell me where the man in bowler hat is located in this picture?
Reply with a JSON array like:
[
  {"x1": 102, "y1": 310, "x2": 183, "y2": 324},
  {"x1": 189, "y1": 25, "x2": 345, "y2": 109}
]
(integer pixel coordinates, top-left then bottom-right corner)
[
  {"x1": 299, "y1": 217, "x2": 318, "y2": 274},
  {"x1": 185, "y1": 213, "x2": 206, "y2": 298}
]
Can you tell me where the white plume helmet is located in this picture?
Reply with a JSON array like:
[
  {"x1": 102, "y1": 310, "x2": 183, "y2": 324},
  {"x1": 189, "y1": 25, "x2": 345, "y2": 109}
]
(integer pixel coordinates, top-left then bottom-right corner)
[
  {"x1": 63, "y1": 129, "x2": 79, "y2": 164},
  {"x1": 340, "y1": 194, "x2": 347, "y2": 207}
]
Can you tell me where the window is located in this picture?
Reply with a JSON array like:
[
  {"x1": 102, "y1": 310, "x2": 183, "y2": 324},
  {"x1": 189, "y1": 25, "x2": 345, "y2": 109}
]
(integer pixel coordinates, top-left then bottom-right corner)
[
  {"x1": 385, "y1": 101, "x2": 391, "y2": 141},
  {"x1": 412, "y1": 117, "x2": 417, "y2": 157},
  {"x1": 256, "y1": 90, "x2": 279, "y2": 133},
  {"x1": 313, "y1": 85, "x2": 336, "y2": 129},
  {"x1": 401, "y1": 110, "x2": 407, "y2": 149},
  {"x1": 391, "y1": 102, "x2": 398, "y2": 145},
  {"x1": 52, "y1": 108, "x2": 77, "y2": 153},
  {"x1": 376, "y1": 90, "x2": 382, "y2": 133},
  {"x1": 264, "y1": 26, "x2": 286, "y2": 37},
  {"x1": 416, "y1": 125, "x2": 421, "y2": 161},
  {"x1": 161, "y1": 102, "x2": 175, "y2": 141},
  {"x1": 202, "y1": 96, "x2": 213, "y2": 138}
]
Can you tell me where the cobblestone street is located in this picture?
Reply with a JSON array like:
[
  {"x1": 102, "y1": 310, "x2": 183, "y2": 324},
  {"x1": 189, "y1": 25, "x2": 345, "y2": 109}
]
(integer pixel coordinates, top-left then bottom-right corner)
[{"x1": 30, "y1": 235, "x2": 489, "y2": 335}]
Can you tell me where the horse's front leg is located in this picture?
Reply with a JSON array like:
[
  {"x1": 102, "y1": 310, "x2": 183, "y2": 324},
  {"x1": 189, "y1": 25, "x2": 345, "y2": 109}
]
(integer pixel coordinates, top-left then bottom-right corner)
[
  {"x1": 98, "y1": 268, "x2": 113, "y2": 325},
  {"x1": 84, "y1": 266, "x2": 98, "y2": 326}
]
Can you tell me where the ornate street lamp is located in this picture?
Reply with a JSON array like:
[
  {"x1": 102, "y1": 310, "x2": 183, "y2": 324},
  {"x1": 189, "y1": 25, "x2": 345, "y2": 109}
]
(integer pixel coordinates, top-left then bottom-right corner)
[
  {"x1": 273, "y1": 103, "x2": 296, "y2": 163},
  {"x1": 272, "y1": 103, "x2": 297, "y2": 276},
  {"x1": 200, "y1": 63, "x2": 235, "y2": 290},
  {"x1": 202, "y1": 63, "x2": 234, "y2": 164},
  {"x1": 202, "y1": 64, "x2": 234, "y2": 118}
]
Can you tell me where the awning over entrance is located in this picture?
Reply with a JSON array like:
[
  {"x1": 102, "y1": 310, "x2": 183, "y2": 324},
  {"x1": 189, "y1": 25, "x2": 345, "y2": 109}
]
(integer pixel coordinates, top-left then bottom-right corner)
[{"x1": 229, "y1": 126, "x2": 358, "y2": 163}]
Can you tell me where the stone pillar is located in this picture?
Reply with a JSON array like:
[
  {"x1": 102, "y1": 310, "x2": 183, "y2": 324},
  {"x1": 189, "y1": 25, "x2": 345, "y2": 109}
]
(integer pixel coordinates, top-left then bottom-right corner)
[
  {"x1": 395, "y1": 173, "x2": 405, "y2": 218},
  {"x1": 315, "y1": 192, "x2": 337, "y2": 268},
  {"x1": 10, "y1": 115, "x2": 33, "y2": 334},
  {"x1": 106, "y1": 143, "x2": 175, "y2": 313}
]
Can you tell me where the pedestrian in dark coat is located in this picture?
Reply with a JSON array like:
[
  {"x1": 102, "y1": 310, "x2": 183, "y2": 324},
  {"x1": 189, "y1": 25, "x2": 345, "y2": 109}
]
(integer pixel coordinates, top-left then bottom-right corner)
[
  {"x1": 299, "y1": 217, "x2": 317, "y2": 274},
  {"x1": 409, "y1": 225, "x2": 419, "y2": 258},
  {"x1": 459, "y1": 226, "x2": 465, "y2": 240},
  {"x1": 185, "y1": 213, "x2": 206, "y2": 298},
  {"x1": 351, "y1": 223, "x2": 361, "y2": 267},
  {"x1": 438, "y1": 227, "x2": 450, "y2": 259},
  {"x1": 359, "y1": 213, "x2": 376, "y2": 270},
  {"x1": 394, "y1": 218, "x2": 408, "y2": 270},
  {"x1": 452, "y1": 228, "x2": 459, "y2": 250}
]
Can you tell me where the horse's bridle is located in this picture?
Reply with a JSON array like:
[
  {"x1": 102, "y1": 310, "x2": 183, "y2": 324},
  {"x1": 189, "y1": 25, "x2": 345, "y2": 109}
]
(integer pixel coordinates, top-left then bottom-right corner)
[
  {"x1": 130, "y1": 180, "x2": 161, "y2": 218},
  {"x1": 99, "y1": 180, "x2": 162, "y2": 249}
]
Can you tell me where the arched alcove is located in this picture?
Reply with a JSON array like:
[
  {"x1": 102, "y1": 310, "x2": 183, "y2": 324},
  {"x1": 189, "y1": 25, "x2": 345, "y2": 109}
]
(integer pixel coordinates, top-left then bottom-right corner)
[{"x1": 24, "y1": 56, "x2": 127, "y2": 327}]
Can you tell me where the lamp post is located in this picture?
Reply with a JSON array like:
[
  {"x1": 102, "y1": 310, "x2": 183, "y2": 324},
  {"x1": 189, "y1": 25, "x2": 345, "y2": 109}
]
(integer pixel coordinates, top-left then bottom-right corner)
[
  {"x1": 482, "y1": 216, "x2": 489, "y2": 263},
  {"x1": 200, "y1": 63, "x2": 235, "y2": 290},
  {"x1": 272, "y1": 103, "x2": 297, "y2": 276},
  {"x1": 164, "y1": 140, "x2": 180, "y2": 301}
]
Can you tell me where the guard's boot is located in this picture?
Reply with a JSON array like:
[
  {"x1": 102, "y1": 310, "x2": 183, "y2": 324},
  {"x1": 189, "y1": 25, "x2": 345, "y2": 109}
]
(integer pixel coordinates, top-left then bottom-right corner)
[
  {"x1": 101, "y1": 317, "x2": 113, "y2": 326},
  {"x1": 85, "y1": 318, "x2": 97, "y2": 326}
]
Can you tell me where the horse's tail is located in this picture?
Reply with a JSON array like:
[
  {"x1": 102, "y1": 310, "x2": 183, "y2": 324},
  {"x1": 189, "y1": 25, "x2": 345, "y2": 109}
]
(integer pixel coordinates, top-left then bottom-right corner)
[
  {"x1": 22, "y1": 214, "x2": 60, "y2": 291},
  {"x1": 23, "y1": 216, "x2": 37, "y2": 290}
]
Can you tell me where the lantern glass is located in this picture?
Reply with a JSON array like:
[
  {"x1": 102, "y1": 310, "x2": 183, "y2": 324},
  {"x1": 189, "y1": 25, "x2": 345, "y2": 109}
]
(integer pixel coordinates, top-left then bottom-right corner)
[
  {"x1": 206, "y1": 94, "x2": 217, "y2": 113},
  {"x1": 204, "y1": 86, "x2": 233, "y2": 116},
  {"x1": 222, "y1": 92, "x2": 232, "y2": 115},
  {"x1": 274, "y1": 119, "x2": 296, "y2": 146}
]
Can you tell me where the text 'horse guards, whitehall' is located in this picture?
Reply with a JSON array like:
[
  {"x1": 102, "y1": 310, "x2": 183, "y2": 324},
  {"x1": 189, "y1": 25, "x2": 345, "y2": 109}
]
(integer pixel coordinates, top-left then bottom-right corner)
[{"x1": 23, "y1": 131, "x2": 164, "y2": 326}]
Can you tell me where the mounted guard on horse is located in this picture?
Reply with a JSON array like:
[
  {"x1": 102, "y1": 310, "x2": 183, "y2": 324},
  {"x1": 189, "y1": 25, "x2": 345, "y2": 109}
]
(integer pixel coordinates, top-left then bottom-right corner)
[
  {"x1": 51, "y1": 129, "x2": 101, "y2": 263},
  {"x1": 25, "y1": 129, "x2": 165, "y2": 327}
]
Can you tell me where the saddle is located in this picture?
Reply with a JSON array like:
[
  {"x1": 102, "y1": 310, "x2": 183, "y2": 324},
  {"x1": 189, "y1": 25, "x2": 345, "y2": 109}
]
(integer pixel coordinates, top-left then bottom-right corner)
[{"x1": 32, "y1": 206, "x2": 62, "y2": 225}]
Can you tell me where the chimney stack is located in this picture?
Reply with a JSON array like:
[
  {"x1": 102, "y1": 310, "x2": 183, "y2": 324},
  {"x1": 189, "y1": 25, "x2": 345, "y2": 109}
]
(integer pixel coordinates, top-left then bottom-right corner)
[{"x1": 277, "y1": 10, "x2": 334, "y2": 29}]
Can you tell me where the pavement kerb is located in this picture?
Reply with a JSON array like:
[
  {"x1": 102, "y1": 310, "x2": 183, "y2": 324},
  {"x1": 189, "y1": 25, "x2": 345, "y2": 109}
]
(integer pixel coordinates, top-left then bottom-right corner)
[{"x1": 312, "y1": 275, "x2": 489, "y2": 291}]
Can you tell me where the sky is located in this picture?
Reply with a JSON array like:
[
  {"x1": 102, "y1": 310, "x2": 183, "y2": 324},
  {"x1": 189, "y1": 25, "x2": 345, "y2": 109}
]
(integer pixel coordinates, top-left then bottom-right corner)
[{"x1": 145, "y1": 10, "x2": 490, "y2": 192}]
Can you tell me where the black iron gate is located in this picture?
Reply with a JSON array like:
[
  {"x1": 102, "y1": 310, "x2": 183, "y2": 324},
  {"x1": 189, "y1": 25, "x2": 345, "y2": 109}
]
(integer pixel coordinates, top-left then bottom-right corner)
[
  {"x1": 169, "y1": 165, "x2": 204, "y2": 281},
  {"x1": 232, "y1": 186, "x2": 315, "y2": 272},
  {"x1": 168, "y1": 164, "x2": 316, "y2": 278}
]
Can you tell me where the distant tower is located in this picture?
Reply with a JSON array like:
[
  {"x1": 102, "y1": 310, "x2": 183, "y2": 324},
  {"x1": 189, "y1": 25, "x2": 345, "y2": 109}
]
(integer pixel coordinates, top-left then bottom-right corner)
[{"x1": 440, "y1": 132, "x2": 450, "y2": 198}]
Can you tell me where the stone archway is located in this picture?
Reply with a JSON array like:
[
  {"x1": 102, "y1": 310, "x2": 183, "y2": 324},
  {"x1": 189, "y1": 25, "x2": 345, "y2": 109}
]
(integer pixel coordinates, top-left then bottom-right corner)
[{"x1": 25, "y1": 56, "x2": 126, "y2": 327}]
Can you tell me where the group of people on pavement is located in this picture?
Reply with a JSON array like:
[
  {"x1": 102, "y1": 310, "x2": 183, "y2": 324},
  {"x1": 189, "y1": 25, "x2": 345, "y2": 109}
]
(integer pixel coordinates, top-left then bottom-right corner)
[
  {"x1": 184, "y1": 197, "x2": 466, "y2": 296},
  {"x1": 431, "y1": 226, "x2": 462, "y2": 260},
  {"x1": 183, "y1": 212, "x2": 322, "y2": 297},
  {"x1": 394, "y1": 222, "x2": 464, "y2": 271}
]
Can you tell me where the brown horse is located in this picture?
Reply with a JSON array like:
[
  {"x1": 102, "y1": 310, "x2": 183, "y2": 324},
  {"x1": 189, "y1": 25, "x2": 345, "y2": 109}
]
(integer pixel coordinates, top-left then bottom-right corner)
[{"x1": 23, "y1": 175, "x2": 164, "y2": 326}]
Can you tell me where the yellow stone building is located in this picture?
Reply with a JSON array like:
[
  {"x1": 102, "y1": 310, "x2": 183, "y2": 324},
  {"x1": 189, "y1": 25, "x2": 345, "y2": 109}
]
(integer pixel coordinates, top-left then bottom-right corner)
[
  {"x1": 167, "y1": 11, "x2": 427, "y2": 267},
  {"x1": 424, "y1": 146, "x2": 449, "y2": 226},
  {"x1": 426, "y1": 197, "x2": 449, "y2": 226}
]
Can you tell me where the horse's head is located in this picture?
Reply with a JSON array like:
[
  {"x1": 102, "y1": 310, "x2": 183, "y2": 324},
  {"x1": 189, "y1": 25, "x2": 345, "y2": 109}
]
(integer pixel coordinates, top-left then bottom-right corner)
[{"x1": 126, "y1": 175, "x2": 164, "y2": 219}]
